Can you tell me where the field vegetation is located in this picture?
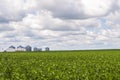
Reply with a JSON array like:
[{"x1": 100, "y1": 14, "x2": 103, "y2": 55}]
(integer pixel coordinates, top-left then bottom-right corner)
[{"x1": 0, "y1": 50, "x2": 120, "y2": 80}]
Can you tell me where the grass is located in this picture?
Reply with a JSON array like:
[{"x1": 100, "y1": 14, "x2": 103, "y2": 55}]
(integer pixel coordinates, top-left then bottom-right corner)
[{"x1": 0, "y1": 50, "x2": 120, "y2": 80}]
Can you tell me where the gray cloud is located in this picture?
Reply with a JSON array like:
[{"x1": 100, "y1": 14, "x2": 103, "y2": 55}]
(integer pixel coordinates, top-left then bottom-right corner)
[
  {"x1": 40, "y1": 0, "x2": 116, "y2": 19},
  {"x1": 0, "y1": 24, "x2": 14, "y2": 32}
]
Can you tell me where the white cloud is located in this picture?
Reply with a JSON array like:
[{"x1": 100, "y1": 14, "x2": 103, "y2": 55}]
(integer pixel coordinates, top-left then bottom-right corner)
[
  {"x1": 0, "y1": 0, "x2": 120, "y2": 50},
  {"x1": 82, "y1": 0, "x2": 114, "y2": 16}
]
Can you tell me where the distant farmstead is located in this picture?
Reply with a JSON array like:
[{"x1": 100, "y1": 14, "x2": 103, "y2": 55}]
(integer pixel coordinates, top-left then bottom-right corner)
[{"x1": 4, "y1": 45, "x2": 50, "y2": 52}]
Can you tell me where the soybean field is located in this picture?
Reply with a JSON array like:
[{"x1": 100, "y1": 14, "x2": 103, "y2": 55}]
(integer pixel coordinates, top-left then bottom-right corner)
[{"x1": 0, "y1": 50, "x2": 120, "y2": 80}]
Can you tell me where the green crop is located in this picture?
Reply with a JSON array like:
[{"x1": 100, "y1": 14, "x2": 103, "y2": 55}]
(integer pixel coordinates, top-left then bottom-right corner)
[{"x1": 0, "y1": 50, "x2": 120, "y2": 80}]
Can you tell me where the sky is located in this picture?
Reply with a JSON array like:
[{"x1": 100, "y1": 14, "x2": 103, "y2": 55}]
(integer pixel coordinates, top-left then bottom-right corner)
[{"x1": 0, "y1": 0, "x2": 120, "y2": 51}]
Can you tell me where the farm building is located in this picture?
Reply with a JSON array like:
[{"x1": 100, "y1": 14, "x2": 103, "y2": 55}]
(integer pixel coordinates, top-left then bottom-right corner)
[
  {"x1": 25, "y1": 45, "x2": 32, "y2": 51},
  {"x1": 6, "y1": 45, "x2": 16, "y2": 52},
  {"x1": 45, "y1": 47, "x2": 50, "y2": 51},
  {"x1": 33, "y1": 47, "x2": 37, "y2": 51},
  {"x1": 34, "y1": 47, "x2": 42, "y2": 51},
  {"x1": 17, "y1": 45, "x2": 26, "y2": 51}
]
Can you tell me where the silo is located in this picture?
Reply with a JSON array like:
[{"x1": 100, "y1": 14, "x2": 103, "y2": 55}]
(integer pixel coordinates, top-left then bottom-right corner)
[
  {"x1": 45, "y1": 47, "x2": 50, "y2": 51},
  {"x1": 25, "y1": 45, "x2": 32, "y2": 52}
]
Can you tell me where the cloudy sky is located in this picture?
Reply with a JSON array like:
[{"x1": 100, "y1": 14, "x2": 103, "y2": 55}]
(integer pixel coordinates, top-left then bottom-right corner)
[{"x1": 0, "y1": 0, "x2": 120, "y2": 51}]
